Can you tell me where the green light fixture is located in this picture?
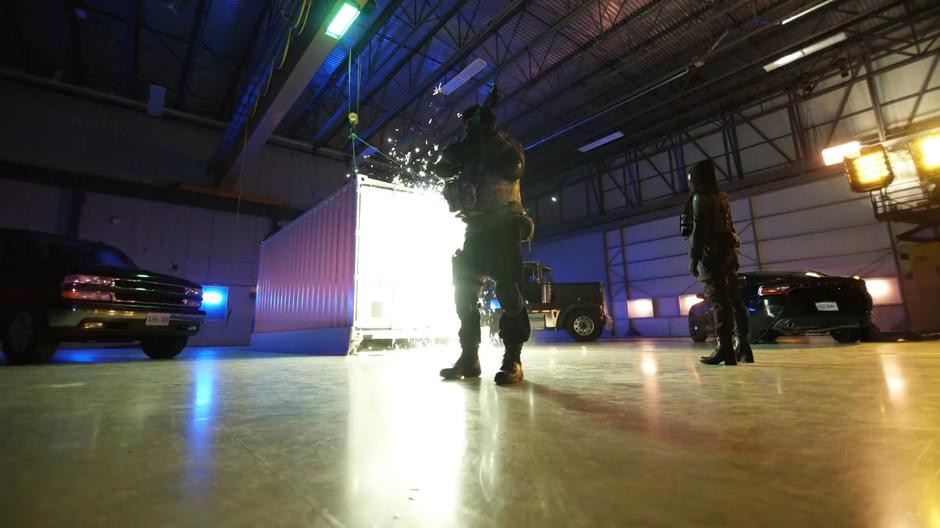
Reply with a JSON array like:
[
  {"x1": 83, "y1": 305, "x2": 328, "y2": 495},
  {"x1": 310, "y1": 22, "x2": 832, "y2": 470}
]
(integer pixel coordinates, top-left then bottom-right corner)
[{"x1": 326, "y1": 1, "x2": 361, "y2": 39}]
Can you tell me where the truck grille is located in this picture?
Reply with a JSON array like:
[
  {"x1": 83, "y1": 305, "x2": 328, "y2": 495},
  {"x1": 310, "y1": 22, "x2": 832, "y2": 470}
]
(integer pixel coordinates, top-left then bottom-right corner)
[{"x1": 112, "y1": 279, "x2": 195, "y2": 307}]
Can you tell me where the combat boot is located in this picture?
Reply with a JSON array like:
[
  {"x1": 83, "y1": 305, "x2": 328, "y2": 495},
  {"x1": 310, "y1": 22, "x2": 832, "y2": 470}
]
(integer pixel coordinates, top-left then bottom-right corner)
[
  {"x1": 735, "y1": 336, "x2": 754, "y2": 363},
  {"x1": 440, "y1": 349, "x2": 481, "y2": 380},
  {"x1": 700, "y1": 338, "x2": 737, "y2": 366},
  {"x1": 494, "y1": 344, "x2": 524, "y2": 385}
]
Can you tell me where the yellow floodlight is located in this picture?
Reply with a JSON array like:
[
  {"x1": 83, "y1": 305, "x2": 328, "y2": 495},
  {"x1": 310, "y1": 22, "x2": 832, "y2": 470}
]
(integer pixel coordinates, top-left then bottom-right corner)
[
  {"x1": 910, "y1": 133, "x2": 940, "y2": 182},
  {"x1": 844, "y1": 145, "x2": 894, "y2": 192}
]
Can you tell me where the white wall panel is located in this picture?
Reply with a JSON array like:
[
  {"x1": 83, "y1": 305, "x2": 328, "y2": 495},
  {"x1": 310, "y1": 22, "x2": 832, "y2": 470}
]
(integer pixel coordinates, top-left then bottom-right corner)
[
  {"x1": 752, "y1": 177, "x2": 852, "y2": 216},
  {"x1": 624, "y1": 215, "x2": 678, "y2": 244},
  {"x1": 754, "y1": 197, "x2": 875, "y2": 240},
  {"x1": 758, "y1": 223, "x2": 891, "y2": 265},
  {"x1": 529, "y1": 232, "x2": 606, "y2": 283},
  {"x1": 77, "y1": 193, "x2": 272, "y2": 346}
]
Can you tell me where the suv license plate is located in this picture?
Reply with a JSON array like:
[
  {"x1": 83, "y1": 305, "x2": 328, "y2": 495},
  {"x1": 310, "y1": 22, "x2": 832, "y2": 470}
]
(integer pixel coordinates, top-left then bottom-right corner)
[
  {"x1": 146, "y1": 313, "x2": 171, "y2": 326},
  {"x1": 815, "y1": 302, "x2": 839, "y2": 312}
]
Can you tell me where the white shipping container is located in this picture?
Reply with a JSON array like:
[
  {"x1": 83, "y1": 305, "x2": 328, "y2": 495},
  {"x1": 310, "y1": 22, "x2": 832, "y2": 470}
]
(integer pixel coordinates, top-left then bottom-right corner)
[{"x1": 251, "y1": 176, "x2": 465, "y2": 354}]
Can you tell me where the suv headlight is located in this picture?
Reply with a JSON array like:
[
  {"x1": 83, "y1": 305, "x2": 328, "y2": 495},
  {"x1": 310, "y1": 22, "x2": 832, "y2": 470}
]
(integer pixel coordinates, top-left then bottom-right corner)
[
  {"x1": 183, "y1": 287, "x2": 203, "y2": 308},
  {"x1": 61, "y1": 275, "x2": 116, "y2": 302}
]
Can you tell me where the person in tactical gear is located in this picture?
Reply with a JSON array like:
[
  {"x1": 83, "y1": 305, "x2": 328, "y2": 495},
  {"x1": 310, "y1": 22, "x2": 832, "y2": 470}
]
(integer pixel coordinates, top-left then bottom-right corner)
[
  {"x1": 684, "y1": 160, "x2": 754, "y2": 365},
  {"x1": 433, "y1": 89, "x2": 533, "y2": 385}
]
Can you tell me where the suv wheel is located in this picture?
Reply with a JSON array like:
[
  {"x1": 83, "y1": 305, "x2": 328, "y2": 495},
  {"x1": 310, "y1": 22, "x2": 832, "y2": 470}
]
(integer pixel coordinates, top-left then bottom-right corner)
[
  {"x1": 2, "y1": 310, "x2": 58, "y2": 364},
  {"x1": 565, "y1": 309, "x2": 603, "y2": 342},
  {"x1": 141, "y1": 336, "x2": 188, "y2": 359}
]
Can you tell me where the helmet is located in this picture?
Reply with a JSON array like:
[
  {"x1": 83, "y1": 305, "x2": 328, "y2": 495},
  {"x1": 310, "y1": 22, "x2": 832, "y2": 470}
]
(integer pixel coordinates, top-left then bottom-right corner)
[{"x1": 688, "y1": 160, "x2": 718, "y2": 193}]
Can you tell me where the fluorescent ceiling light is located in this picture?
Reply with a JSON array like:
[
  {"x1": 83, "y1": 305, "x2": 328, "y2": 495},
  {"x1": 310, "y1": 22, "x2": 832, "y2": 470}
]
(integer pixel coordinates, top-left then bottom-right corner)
[
  {"x1": 326, "y1": 2, "x2": 360, "y2": 39},
  {"x1": 440, "y1": 58, "x2": 488, "y2": 95},
  {"x1": 763, "y1": 32, "x2": 847, "y2": 72},
  {"x1": 781, "y1": 0, "x2": 837, "y2": 25},
  {"x1": 822, "y1": 140, "x2": 861, "y2": 165},
  {"x1": 578, "y1": 131, "x2": 624, "y2": 153}
]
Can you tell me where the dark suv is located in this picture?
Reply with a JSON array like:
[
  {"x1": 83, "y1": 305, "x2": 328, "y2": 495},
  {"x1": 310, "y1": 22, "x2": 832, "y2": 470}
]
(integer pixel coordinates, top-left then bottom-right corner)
[{"x1": 0, "y1": 229, "x2": 205, "y2": 364}]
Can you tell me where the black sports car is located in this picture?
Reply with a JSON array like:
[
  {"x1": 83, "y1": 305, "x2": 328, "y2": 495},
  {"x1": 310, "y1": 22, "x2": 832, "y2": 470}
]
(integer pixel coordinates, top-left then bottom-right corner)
[{"x1": 688, "y1": 271, "x2": 873, "y2": 344}]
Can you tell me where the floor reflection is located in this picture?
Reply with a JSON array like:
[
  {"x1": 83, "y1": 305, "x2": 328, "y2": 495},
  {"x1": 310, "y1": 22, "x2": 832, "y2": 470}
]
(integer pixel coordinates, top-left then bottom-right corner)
[
  {"x1": 346, "y1": 354, "x2": 469, "y2": 527},
  {"x1": 188, "y1": 359, "x2": 218, "y2": 490}
]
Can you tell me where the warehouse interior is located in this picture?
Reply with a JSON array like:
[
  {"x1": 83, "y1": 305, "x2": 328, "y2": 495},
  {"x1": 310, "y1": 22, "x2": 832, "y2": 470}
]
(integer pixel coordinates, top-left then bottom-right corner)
[{"x1": 1, "y1": 0, "x2": 939, "y2": 526}]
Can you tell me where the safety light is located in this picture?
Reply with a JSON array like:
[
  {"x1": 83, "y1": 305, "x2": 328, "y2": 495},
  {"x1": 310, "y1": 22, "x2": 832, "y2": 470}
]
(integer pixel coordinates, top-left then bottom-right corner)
[
  {"x1": 822, "y1": 140, "x2": 861, "y2": 166},
  {"x1": 910, "y1": 133, "x2": 940, "y2": 182},
  {"x1": 679, "y1": 294, "x2": 701, "y2": 316},
  {"x1": 201, "y1": 285, "x2": 229, "y2": 320},
  {"x1": 627, "y1": 298, "x2": 654, "y2": 318},
  {"x1": 864, "y1": 277, "x2": 902, "y2": 306},
  {"x1": 844, "y1": 145, "x2": 894, "y2": 192},
  {"x1": 325, "y1": 2, "x2": 360, "y2": 39}
]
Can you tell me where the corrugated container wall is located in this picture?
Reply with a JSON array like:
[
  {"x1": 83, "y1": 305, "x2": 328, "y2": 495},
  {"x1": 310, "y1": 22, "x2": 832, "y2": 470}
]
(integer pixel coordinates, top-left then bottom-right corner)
[{"x1": 254, "y1": 182, "x2": 357, "y2": 333}]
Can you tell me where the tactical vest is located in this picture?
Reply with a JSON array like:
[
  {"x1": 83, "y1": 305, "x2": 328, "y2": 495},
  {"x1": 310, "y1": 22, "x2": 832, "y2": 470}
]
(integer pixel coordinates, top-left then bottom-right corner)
[
  {"x1": 443, "y1": 132, "x2": 523, "y2": 216},
  {"x1": 699, "y1": 191, "x2": 740, "y2": 257}
]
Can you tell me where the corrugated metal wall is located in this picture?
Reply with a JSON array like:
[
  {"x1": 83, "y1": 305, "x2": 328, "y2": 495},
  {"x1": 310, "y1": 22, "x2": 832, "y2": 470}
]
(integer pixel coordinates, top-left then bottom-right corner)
[
  {"x1": 603, "y1": 176, "x2": 904, "y2": 337},
  {"x1": 254, "y1": 182, "x2": 357, "y2": 333}
]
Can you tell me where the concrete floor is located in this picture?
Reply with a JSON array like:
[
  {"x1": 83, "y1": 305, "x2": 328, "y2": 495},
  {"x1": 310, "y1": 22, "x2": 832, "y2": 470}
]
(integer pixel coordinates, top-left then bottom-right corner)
[{"x1": 1, "y1": 338, "x2": 939, "y2": 527}]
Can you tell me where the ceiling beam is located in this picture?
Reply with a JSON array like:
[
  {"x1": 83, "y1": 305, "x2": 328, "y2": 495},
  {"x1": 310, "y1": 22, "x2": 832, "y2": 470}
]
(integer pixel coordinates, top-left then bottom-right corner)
[
  {"x1": 312, "y1": 0, "x2": 471, "y2": 146},
  {"x1": 286, "y1": 0, "x2": 403, "y2": 137},
  {"x1": 356, "y1": 0, "x2": 533, "y2": 145},
  {"x1": 176, "y1": 0, "x2": 213, "y2": 110},
  {"x1": 124, "y1": 0, "x2": 140, "y2": 98},
  {"x1": 2, "y1": 1, "x2": 32, "y2": 71},
  {"x1": 56, "y1": 0, "x2": 83, "y2": 83},
  {"x1": 210, "y1": 0, "x2": 369, "y2": 189},
  {"x1": 217, "y1": 1, "x2": 272, "y2": 120}
]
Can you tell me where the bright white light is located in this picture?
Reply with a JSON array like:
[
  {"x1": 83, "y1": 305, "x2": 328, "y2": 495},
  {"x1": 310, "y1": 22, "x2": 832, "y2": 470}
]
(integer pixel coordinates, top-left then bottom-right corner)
[
  {"x1": 822, "y1": 141, "x2": 861, "y2": 165},
  {"x1": 325, "y1": 2, "x2": 361, "y2": 39},
  {"x1": 628, "y1": 298, "x2": 654, "y2": 318},
  {"x1": 864, "y1": 277, "x2": 902, "y2": 306},
  {"x1": 354, "y1": 180, "x2": 464, "y2": 339},
  {"x1": 880, "y1": 356, "x2": 906, "y2": 404},
  {"x1": 578, "y1": 131, "x2": 624, "y2": 153},
  {"x1": 781, "y1": 0, "x2": 837, "y2": 25},
  {"x1": 763, "y1": 32, "x2": 847, "y2": 72},
  {"x1": 679, "y1": 294, "x2": 701, "y2": 316},
  {"x1": 550, "y1": 196, "x2": 558, "y2": 203},
  {"x1": 641, "y1": 355, "x2": 658, "y2": 376},
  {"x1": 440, "y1": 58, "x2": 488, "y2": 95}
]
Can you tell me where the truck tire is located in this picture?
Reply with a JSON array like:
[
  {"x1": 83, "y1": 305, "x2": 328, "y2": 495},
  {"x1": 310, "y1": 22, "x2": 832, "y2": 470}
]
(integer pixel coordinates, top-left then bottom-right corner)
[
  {"x1": 141, "y1": 336, "x2": 188, "y2": 359},
  {"x1": 2, "y1": 309, "x2": 58, "y2": 364},
  {"x1": 565, "y1": 309, "x2": 603, "y2": 342}
]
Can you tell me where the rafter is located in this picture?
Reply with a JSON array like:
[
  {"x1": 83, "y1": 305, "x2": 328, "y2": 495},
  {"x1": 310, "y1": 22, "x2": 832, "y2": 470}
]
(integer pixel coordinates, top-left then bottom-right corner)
[{"x1": 176, "y1": 0, "x2": 213, "y2": 110}]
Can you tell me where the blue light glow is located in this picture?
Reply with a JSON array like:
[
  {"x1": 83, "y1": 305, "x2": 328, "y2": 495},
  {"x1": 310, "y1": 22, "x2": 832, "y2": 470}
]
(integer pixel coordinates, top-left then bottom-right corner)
[
  {"x1": 201, "y1": 285, "x2": 229, "y2": 320},
  {"x1": 203, "y1": 291, "x2": 224, "y2": 306},
  {"x1": 489, "y1": 299, "x2": 502, "y2": 311}
]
